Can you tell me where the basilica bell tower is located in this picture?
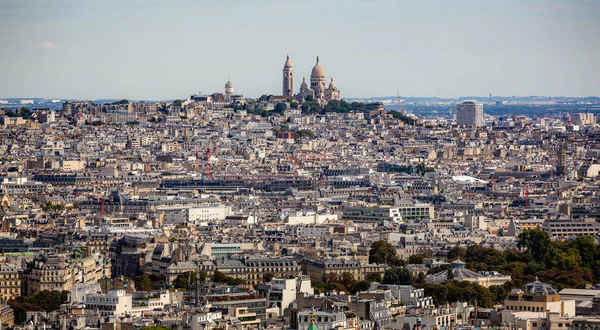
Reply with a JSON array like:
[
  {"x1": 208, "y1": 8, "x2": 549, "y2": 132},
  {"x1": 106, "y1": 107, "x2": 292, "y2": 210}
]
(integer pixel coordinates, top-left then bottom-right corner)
[{"x1": 283, "y1": 55, "x2": 294, "y2": 96}]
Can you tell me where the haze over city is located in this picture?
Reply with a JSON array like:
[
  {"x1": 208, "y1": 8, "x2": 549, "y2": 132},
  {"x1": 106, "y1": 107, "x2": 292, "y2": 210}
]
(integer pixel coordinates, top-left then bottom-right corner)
[{"x1": 1, "y1": 0, "x2": 599, "y2": 100}]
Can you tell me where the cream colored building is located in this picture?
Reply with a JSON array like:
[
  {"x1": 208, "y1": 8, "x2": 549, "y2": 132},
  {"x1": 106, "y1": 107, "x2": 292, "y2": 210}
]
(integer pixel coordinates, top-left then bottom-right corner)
[
  {"x1": 502, "y1": 281, "x2": 576, "y2": 330},
  {"x1": 289, "y1": 55, "x2": 341, "y2": 104},
  {"x1": 0, "y1": 264, "x2": 21, "y2": 301},
  {"x1": 27, "y1": 255, "x2": 74, "y2": 295}
]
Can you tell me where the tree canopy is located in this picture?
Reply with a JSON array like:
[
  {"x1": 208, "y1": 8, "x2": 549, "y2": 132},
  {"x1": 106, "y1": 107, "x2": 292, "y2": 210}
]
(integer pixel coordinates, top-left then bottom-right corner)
[
  {"x1": 273, "y1": 102, "x2": 286, "y2": 114},
  {"x1": 313, "y1": 272, "x2": 375, "y2": 295},
  {"x1": 8, "y1": 290, "x2": 69, "y2": 324},
  {"x1": 383, "y1": 267, "x2": 413, "y2": 285},
  {"x1": 369, "y1": 240, "x2": 405, "y2": 266},
  {"x1": 454, "y1": 229, "x2": 600, "y2": 291},
  {"x1": 173, "y1": 271, "x2": 207, "y2": 290}
]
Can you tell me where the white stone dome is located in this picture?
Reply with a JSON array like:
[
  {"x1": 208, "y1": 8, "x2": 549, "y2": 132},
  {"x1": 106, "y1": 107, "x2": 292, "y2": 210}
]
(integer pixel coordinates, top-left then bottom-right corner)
[
  {"x1": 311, "y1": 56, "x2": 325, "y2": 78},
  {"x1": 300, "y1": 77, "x2": 308, "y2": 89}
]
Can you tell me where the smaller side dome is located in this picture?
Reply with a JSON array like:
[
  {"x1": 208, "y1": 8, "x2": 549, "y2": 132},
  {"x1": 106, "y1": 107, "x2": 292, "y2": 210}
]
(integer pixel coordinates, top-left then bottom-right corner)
[
  {"x1": 300, "y1": 77, "x2": 308, "y2": 89},
  {"x1": 328, "y1": 78, "x2": 336, "y2": 89}
]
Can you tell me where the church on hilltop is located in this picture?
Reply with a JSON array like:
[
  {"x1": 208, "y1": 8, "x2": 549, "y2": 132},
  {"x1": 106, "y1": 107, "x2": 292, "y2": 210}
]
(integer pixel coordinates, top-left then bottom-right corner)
[{"x1": 283, "y1": 55, "x2": 340, "y2": 104}]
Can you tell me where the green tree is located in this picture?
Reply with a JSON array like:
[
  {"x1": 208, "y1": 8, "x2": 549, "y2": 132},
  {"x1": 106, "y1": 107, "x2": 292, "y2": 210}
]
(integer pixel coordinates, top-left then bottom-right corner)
[
  {"x1": 134, "y1": 275, "x2": 152, "y2": 291},
  {"x1": 518, "y1": 229, "x2": 552, "y2": 263},
  {"x1": 340, "y1": 272, "x2": 355, "y2": 288},
  {"x1": 264, "y1": 273, "x2": 275, "y2": 282},
  {"x1": 409, "y1": 253, "x2": 427, "y2": 264},
  {"x1": 19, "y1": 107, "x2": 33, "y2": 119},
  {"x1": 415, "y1": 272, "x2": 426, "y2": 287},
  {"x1": 212, "y1": 270, "x2": 228, "y2": 283},
  {"x1": 173, "y1": 99, "x2": 182, "y2": 107},
  {"x1": 173, "y1": 272, "x2": 197, "y2": 290},
  {"x1": 274, "y1": 102, "x2": 286, "y2": 114},
  {"x1": 290, "y1": 101, "x2": 299, "y2": 109},
  {"x1": 383, "y1": 267, "x2": 413, "y2": 285},
  {"x1": 369, "y1": 240, "x2": 404, "y2": 266},
  {"x1": 573, "y1": 236, "x2": 596, "y2": 268},
  {"x1": 446, "y1": 269, "x2": 454, "y2": 281},
  {"x1": 8, "y1": 290, "x2": 69, "y2": 319},
  {"x1": 365, "y1": 273, "x2": 382, "y2": 283},
  {"x1": 489, "y1": 285, "x2": 507, "y2": 303},
  {"x1": 4, "y1": 110, "x2": 18, "y2": 118},
  {"x1": 348, "y1": 280, "x2": 371, "y2": 294},
  {"x1": 448, "y1": 246, "x2": 467, "y2": 260}
]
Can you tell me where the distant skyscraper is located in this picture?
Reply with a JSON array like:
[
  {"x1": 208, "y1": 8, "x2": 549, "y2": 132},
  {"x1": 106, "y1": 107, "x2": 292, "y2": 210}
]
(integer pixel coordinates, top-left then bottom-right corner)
[
  {"x1": 283, "y1": 55, "x2": 294, "y2": 96},
  {"x1": 456, "y1": 100, "x2": 484, "y2": 126}
]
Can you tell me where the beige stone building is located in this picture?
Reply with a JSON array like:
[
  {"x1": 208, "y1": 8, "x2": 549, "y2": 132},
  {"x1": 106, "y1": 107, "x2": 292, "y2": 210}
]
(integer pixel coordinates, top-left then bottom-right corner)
[
  {"x1": 285, "y1": 55, "x2": 341, "y2": 104},
  {"x1": 302, "y1": 258, "x2": 386, "y2": 282},
  {"x1": 0, "y1": 264, "x2": 21, "y2": 301},
  {"x1": 27, "y1": 255, "x2": 74, "y2": 295}
]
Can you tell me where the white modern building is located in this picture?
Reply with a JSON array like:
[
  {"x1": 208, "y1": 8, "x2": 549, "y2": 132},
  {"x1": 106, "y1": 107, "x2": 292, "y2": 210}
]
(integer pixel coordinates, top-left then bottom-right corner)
[
  {"x1": 84, "y1": 289, "x2": 171, "y2": 317},
  {"x1": 163, "y1": 205, "x2": 231, "y2": 225},
  {"x1": 541, "y1": 219, "x2": 600, "y2": 239}
]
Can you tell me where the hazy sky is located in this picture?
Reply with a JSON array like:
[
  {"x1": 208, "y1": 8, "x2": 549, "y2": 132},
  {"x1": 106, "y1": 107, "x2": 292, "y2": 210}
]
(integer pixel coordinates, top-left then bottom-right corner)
[{"x1": 1, "y1": 0, "x2": 599, "y2": 100}]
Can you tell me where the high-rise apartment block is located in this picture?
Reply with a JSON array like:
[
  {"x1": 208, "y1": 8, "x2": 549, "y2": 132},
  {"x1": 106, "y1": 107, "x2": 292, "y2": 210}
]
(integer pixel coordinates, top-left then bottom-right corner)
[
  {"x1": 456, "y1": 100, "x2": 484, "y2": 126},
  {"x1": 572, "y1": 113, "x2": 596, "y2": 126}
]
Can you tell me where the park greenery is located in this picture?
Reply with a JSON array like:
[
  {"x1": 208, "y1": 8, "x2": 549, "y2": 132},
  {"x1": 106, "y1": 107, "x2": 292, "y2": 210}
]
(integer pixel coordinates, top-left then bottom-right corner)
[
  {"x1": 4, "y1": 107, "x2": 33, "y2": 119},
  {"x1": 364, "y1": 229, "x2": 600, "y2": 308},
  {"x1": 171, "y1": 270, "x2": 245, "y2": 290},
  {"x1": 228, "y1": 98, "x2": 415, "y2": 125},
  {"x1": 133, "y1": 274, "x2": 167, "y2": 291},
  {"x1": 8, "y1": 290, "x2": 69, "y2": 324}
]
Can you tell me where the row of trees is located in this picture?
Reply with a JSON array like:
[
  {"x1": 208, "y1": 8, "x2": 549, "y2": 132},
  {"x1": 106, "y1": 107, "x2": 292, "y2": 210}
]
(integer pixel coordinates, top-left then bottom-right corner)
[
  {"x1": 368, "y1": 240, "x2": 510, "y2": 307},
  {"x1": 4, "y1": 107, "x2": 33, "y2": 119},
  {"x1": 369, "y1": 230, "x2": 600, "y2": 307},
  {"x1": 449, "y1": 229, "x2": 600, "y2": 290},
  {"x1": 233, "y1": 97, "x2": 416, "y2": 126},
  {"x1": 313, "y1": 273, "x2": 372, "y2": 295},
  {"x1": 133, "y1": 274, "x2": 167, "y2": 291},
  {"x1": 170, "y1": 270, "x2": 245, "y2": 291},
  {"x1": 9, "y1": 290, "x2": 69, "y2": 324}
]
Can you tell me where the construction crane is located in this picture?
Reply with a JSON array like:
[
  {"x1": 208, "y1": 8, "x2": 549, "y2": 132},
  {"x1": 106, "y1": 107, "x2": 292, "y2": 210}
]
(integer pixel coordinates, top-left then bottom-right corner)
[
  {"x1": 396, "y1": 91, "x2": 403, "y2": 114},
  {"x1": 524, "y1": 184, "x2": 530, "y2": 209},
  {"x1": 100, "y1": 197, "x2": 105, "y2": 218},
  {"x1": 194, "y1": 150, "x2": 200, "y2": 173}
]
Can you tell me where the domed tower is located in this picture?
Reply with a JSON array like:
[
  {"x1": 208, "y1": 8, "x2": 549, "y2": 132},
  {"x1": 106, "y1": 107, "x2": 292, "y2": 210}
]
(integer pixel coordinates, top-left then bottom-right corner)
[
  {"x1": 283, "y1": 55, "x2": 294, "y2": 96},
  {"x1": 310, "y1": 56, "x2": 326, "y2": 93},
  {"x1": 225, "y1": 80, "x2": 234, "y2": 101},
  {"x1": 325, "y1": 77, "x2": 340, "y2": 101}
]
